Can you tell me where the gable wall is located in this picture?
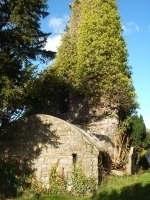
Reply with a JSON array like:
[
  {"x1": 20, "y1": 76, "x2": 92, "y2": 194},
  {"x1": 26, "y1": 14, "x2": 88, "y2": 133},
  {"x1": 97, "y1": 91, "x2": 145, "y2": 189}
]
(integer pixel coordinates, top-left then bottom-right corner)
[{"x1": 0, "y1": 114, "x2": 100, "y2": 187}]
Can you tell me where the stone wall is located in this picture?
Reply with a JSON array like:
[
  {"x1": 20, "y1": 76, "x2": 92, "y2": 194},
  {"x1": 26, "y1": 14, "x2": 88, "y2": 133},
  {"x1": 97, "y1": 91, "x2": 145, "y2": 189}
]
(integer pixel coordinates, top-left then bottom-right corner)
[
  {"x1": 0, "y1": 114, "x2": 101, "y2": 187},
  {"x1": 41, "y1": 94, "x2": 119, "y2": 156},
  {"x1": 84, "y1": 117, "x2": 118, "y2": 156}
]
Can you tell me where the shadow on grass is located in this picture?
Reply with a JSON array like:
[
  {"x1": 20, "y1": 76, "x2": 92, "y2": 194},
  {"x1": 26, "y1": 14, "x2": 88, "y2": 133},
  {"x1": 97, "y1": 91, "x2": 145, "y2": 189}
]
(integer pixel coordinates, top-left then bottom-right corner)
[{"x1": 93, "y1": 183, "x2": 150, "y2": 200}]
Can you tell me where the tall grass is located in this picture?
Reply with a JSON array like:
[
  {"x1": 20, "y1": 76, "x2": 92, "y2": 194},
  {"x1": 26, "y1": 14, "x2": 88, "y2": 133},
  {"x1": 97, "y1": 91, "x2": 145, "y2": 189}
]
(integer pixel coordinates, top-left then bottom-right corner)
[
  {"x1": 16, "y1": 195, "x2": 89, "y2": 200},
  {"x1": 16, "y1": 172, "x2": 150, "y2": 200}
]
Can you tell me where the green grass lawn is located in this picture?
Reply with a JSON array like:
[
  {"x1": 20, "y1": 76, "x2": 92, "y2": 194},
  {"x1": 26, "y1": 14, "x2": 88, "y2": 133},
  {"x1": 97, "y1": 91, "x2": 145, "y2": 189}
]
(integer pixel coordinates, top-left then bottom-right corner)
[
  {"x1": 16, "y1": 195, "x2": 89, "y2": 200},
  {"x1": 16, "y1": 172, "x2": 150, "y2": 200},
  {"x1": 94, "y1": 172, "x2": 150, "y2": 200}
]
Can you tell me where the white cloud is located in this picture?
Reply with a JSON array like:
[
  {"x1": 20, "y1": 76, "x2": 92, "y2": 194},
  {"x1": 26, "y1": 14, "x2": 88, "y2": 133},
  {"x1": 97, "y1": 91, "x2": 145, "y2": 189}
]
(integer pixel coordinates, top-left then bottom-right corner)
[
  {"x1": 122, "y1": 25, "x2": 132, "y2": 35},
  {"x1": 44, "y1": 15, "x2": 69, "y2": 52},
  {"x1": 45, "y1": 35, "x2": 62, "y2": 52},
  {"x1": 49, "y1": 15, "x2": 69, "y2": 34},
  {"x1": 122, "y1": 21, "x2": 141, "y2": 35}
]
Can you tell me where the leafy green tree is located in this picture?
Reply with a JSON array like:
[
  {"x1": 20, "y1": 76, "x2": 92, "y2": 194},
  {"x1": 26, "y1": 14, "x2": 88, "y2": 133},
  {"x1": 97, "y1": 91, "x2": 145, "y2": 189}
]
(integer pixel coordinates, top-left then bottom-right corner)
[
  {"x1": 144, "y1": 129, "x2": 150, "y2": 148},
  {"x1": 128, "y1": 115, "x2": 146, "y2": 146},
  {"x1": 76, "y1": 0, "x2": 137, "y2": 118},
  {"x1": 52, "y1": 0, "x2": 81, "y2": 87},
  {"x1": 50, "y1": 0, "x2": 137, "y2": 120},
  {"x1": 38, "y1": 0, "x2": 82, "y2": 116},
  {"x1": 0, "y1": 0, "x2": 55, "y2": 131},
  {"x1": 25, "y1": 69, "x2": 71, "y2": 116}
]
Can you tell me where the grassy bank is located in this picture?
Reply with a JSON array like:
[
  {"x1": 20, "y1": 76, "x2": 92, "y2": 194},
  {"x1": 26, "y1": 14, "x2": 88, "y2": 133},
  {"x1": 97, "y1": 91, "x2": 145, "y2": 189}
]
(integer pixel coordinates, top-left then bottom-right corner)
[
  {"x1": 16, "y1": 172, "x2": 150, "y2": 200},
  {"x1": 94, "y1": 172, "x2": 150, "y2": 200},
  {"x1": 16, "y1": 195, "x2": 89, "y2": 200}
]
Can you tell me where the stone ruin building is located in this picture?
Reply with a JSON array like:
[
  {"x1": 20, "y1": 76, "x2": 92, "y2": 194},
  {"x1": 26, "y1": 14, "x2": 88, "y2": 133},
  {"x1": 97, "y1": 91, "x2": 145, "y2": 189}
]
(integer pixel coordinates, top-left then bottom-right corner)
[{"x1": 0, "y1": 113, "x2": 117, "y2": 188}]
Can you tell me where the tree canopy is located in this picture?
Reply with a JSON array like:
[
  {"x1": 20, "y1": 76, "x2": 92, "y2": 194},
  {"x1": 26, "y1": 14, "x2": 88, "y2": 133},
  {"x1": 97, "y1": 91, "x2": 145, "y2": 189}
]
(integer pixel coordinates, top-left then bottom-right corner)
[
  {"x1": 128, "y1": 115, "x2": 146, "y2": 146},
  {"x1": 0, "y1": 0, "x2": 55, "y2": 132},
  {"x1": 48, "y1": 0, "x2": 138, "y2": 120},
  {"x1": 52, "y1": 0, "x2": 81, "y2": 87}
]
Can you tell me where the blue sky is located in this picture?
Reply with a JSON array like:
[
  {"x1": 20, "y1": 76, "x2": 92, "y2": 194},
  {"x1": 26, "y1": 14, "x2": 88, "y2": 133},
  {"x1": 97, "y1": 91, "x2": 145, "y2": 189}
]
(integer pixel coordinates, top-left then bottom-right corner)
[{"x1": 41, "y1": 0, "x2": 150, "y2": 129}]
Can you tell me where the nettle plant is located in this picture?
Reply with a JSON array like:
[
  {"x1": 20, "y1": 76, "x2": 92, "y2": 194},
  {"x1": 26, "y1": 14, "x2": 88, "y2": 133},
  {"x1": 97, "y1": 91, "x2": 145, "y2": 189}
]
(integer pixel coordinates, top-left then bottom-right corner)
[
  {"x1": 49, "y1": 162, "x2": 67, "y2": 195},
  {"x1": 49, "y1": 161, "x2": 96, "y2": 196},
  {"x1": 71, "y1": 163, "x2": 97, "y2": 196}
]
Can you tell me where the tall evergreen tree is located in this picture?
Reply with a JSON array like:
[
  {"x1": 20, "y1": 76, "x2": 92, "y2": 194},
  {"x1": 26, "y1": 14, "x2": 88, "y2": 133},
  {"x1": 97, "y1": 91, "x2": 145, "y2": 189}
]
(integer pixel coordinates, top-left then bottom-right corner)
[
  {"x1": 48, "y1": 0, "x2": 137, "y2": 119},
  {"x1": 0, "y1": 0, "x2": 55, "y2": 131},
  {"x1": 76, "y1": 0, "x2": 137, "y2": 118},
  {"x1": 128, "y1": 115, "x2": 146, "y2": 146},
  {"x1": 52, "y1": 0, "x2": 81, "y2": 87}
]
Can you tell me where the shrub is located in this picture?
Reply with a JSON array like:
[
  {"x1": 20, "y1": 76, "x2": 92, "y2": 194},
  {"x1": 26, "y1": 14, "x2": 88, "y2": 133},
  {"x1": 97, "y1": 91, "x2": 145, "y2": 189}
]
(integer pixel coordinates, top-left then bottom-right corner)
[
  {"x1": 48, "y1": 162, "x2": 96, "y2": 196},
  {"x1": 0, "y1": 157, "x2": 33, "y2": 199},
  {"x1": 71, "y1": 165, "x2": 96, "y2": 196},
  {"x1": 49, "y1": 162, "x2": 67, "y2": 195}
]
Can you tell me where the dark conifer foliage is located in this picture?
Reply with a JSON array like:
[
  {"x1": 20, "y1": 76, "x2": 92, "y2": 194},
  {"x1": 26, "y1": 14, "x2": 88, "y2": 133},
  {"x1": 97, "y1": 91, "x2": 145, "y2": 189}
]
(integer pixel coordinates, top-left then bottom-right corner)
[
  {"x1": 129, "y1": 115, "x2": 146, "y2": 146},
  {"x1": 0, "y1": 0, "x2": 55, "y2": 131}
]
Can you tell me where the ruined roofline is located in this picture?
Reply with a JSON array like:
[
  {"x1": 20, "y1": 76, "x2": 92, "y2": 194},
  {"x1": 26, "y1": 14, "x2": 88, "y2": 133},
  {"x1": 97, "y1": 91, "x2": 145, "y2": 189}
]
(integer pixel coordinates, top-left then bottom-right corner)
[
  {"x1": 72, "y1": 124, "x2": 105, "y2": 151},
  {"x1": 34, "y1": 114, "x2": 104, "y2": 152}
]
